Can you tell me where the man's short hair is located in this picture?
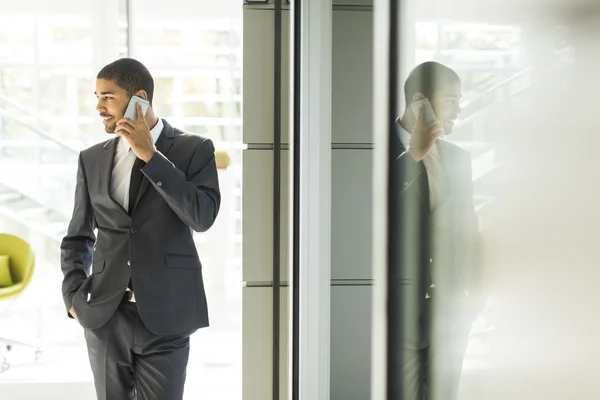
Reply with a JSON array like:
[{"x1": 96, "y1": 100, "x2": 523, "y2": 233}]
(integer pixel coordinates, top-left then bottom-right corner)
[
  {"x1": 404, "y1": 61, "x2": 460, "y2": 105},
  {"x1": 97, "y1": 58, "x2": 154, "y2": 105}
]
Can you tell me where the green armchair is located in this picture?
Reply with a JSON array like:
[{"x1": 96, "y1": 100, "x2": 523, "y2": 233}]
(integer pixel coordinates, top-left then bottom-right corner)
[{"x1": 0, "y1": 233, "x2": 41, "y2": 373}]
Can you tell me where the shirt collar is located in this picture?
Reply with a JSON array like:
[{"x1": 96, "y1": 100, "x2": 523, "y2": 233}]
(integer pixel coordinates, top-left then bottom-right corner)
[
  {"x1": 120, "y1": 118, "x2": 164, "y2": 152},
  {"x1": 396, "y1": 119, "x2": 411, "y2": 149}
]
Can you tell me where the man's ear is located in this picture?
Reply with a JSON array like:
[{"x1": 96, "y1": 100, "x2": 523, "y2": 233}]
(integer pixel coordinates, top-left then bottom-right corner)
[
  {"x1": 135, "y1": 90, "x2": 148, "y2": 101},
  {"x1": 412, "y1": 92, "x2": 425, "y2": 103}
]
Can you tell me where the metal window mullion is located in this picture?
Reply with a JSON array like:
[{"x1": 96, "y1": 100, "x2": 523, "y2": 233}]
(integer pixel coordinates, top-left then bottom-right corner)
[{"x1": 272, "y1": 1, "x2": 283, "y2": 399}]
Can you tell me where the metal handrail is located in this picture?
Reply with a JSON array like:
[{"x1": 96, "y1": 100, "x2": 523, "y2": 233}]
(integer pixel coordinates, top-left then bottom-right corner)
[
  {"x1": 0, "y1": 93, "x2": 54, "y2": 129},
  {"x1": 0, "y1": 105, "x2": 79, "y2": 219},
  {"x1": 461, "y1": 68, "x2": 532, "y2": 111},
  {"x1": 460, "y1": 47, "x2": 572, "y2": 115},
  {"x1": 0, "y1": 107, "x2": 80, "y2": 154},
  {"x1": 457, "y1": 64, "x2": 565, "y2": 129}
]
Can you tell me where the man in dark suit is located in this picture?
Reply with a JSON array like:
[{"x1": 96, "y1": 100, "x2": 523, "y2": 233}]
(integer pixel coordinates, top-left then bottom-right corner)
[
  {"x1": 392, "y1": 62, "x2": 483, "y2": 399},
  {"x1": 60, "y1": 58, "x2": 221, "y2": 400}
]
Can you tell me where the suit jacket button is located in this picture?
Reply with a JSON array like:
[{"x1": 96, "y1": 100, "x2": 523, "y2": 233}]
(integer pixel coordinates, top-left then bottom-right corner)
[
  {"x1": 156, "y1": 181, "x2": 163, "y2": 187},
  {"x1": 130, "y1": 227, "x2": 138, "y2": 234},
  {"x1": 127, "y1": 261, "x2": 131, "y2": 266}
]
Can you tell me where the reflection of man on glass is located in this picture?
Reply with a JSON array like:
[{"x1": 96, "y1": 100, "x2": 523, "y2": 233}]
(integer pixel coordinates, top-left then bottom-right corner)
[
  {"x1": 60, "y1": 58, "x2": 221, "y2": 400},
  {"x1": 394, "y1": 61, "x2": 483, "y2": 399}
]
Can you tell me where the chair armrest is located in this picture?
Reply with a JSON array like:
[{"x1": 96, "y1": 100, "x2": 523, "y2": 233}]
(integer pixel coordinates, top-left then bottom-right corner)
[{"x1": 0, "y1": 283, "x2": 25, "y2": 300}]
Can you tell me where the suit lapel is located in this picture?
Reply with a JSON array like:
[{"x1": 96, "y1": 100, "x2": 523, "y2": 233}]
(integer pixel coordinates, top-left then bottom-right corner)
[
  {"x1": 100, "y1": 138, "x2": 128, "y2": 215},
  {"x1": 133, "y1": 119, "x2": 176, "y2": 210}
]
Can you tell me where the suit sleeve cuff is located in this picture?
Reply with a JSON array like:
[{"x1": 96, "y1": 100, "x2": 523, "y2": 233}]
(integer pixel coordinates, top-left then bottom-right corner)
[{"x1": 141, "y1": 151, "x2": 176, "y2": 187}]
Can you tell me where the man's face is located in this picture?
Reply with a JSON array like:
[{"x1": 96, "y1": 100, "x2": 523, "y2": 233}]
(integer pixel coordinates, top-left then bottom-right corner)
[
  {"x1": 430, "y1": 82, "x2": 462, "y2": 134},
  {"x1": 95, "y1": 79, "x2": 130, "y2": 134}
]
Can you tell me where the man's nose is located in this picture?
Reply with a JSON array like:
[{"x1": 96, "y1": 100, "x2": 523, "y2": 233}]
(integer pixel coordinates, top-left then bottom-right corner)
[
  {"x1": 452, "y1": 102, "x2": 461, "y2": 117},
  {"x1": 456, "y1": 101, "x2": 462, "y2": 115},
  {"x1": 96, "y1": 101, "x2": 105, "y2": 112}
]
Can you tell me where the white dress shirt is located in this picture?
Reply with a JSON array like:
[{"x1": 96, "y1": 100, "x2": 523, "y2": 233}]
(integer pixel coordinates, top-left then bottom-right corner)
[
  {"x1": 110, "y1": 118, "x2": 164, "y2": 212},
  {"x1": 397, "y1": 123, "x2": 446, "y2": 211}
]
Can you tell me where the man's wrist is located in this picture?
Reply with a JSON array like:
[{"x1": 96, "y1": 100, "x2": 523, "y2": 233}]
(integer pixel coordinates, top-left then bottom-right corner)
[
  {"x1": 407, "y1": 146, "x2": 424, "y2": 162},
  {"x1": 141, "y1": 148, "x2": 157, "y2": 163}
]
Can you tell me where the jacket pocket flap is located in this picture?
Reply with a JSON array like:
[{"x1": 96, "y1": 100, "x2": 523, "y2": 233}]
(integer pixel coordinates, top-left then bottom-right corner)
[
  {"x1": 164, "y1": 254, "x2": 202, "y2": 269},
  {"x1": 92, "y1": 260, "x2": 105, "y2": 274}
]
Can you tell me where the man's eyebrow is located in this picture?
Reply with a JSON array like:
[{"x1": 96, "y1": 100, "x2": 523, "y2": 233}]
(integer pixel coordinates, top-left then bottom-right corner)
[{"x1": 93, "y1": 91, "x2": 115, "y2": 96}]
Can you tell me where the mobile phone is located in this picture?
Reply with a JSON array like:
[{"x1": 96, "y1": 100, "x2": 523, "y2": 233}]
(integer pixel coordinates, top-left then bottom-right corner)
[
  {"x1": 124, "y1": 95, "x2": 150, "y2": 122},
  {"x1": 411, "y1": 98, "x2": 437, "y2": 124}
]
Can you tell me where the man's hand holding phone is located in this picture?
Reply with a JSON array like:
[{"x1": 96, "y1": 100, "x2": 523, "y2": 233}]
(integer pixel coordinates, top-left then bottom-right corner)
[
  {"x1": 115, "y1": 100, "x2": 157, "y2": 163},
  {"x1": 408, "y1": 104, "x2": 445, "y2": 162}
]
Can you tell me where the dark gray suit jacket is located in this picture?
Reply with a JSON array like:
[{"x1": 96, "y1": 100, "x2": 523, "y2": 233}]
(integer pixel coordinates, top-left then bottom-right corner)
[
  {"x1": 60, "y1": 119, "x2": 221, "y2": 336},
  {"x1": 392, "y1": 123, "x2": 483, "y2": 346}
]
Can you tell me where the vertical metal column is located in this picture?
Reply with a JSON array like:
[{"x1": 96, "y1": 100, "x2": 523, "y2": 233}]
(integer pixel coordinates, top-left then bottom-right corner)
[
  {"x1": 371, "y1": 0, "x2": 404, "y2": 398},
  {"x1": 91, "y1": 1, "x2": 119, "y2": 71},
  {"x1": 272, "y1": 1, "x2": 283, "y2": 399},
  {"x1": 291, "y1": 0, "x2": 301, "y2": 397},
  {"x1": 292, "y1": 0, "x2": 332, "y2": 398},
  {"x1": 126, "y1": 0, "x2": 133, "y2": 57}
]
